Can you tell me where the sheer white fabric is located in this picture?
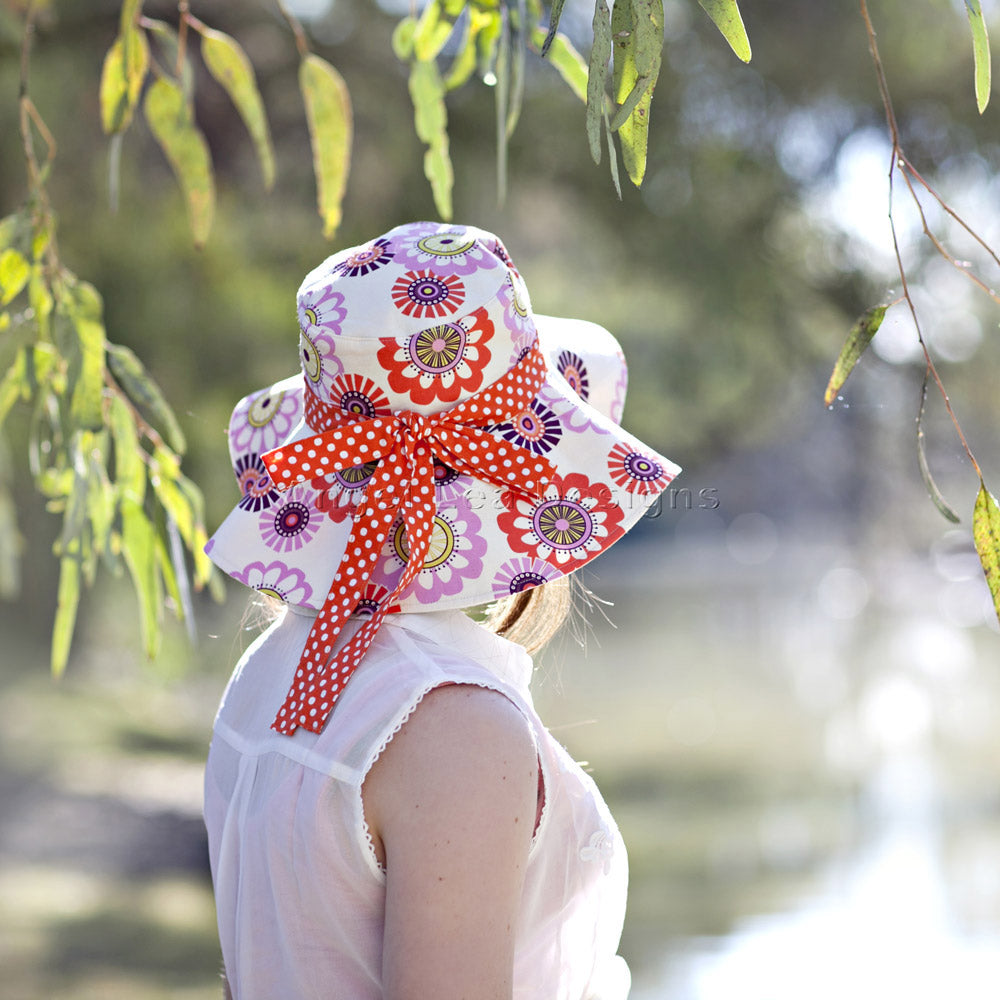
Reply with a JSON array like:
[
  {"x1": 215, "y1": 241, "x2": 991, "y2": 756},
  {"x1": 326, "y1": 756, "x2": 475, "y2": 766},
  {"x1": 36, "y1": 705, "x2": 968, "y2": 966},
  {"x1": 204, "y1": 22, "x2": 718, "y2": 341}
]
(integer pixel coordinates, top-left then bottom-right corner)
[{"x1": 204, "y1": 606, "x2": 630, "y2": 1000}]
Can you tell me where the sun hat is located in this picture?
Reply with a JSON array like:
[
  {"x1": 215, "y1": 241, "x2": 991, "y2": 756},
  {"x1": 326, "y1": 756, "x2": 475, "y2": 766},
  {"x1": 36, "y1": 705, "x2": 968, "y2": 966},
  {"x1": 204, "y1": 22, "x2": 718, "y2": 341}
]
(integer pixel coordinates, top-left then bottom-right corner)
[{"x1": 205, "y1": 221, "x2": 680, "y2": 735}]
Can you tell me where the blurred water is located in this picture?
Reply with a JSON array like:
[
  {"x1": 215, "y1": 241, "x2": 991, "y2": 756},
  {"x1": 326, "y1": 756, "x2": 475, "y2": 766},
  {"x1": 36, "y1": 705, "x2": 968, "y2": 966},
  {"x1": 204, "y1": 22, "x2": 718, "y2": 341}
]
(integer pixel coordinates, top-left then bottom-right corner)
[{"x1": 543, "y1": 513, "x2": 1000, "y2": 1000}]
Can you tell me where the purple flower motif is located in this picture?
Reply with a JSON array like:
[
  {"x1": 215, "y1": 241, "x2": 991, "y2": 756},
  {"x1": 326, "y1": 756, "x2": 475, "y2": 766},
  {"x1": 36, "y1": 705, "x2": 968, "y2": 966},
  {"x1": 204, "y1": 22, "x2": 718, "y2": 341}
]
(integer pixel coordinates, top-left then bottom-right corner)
[
  {"x1": 490, "y1": 398, "x2": 562, "y2": 455},
  {"x1": 332, "y1": 237, "x2": 395, "y2": 278},
  {"x1": 298, "y1": 284, "x2": 347, "y2": 339},
  {"x1": 497, "y1": 271, "x2": 535, "y2": 349},
  {"x1": 229, "y1": 384, "x2": 303, "y2": 455},
  {"x1": 492, "y1": 556, "x2": 562, "y2": 599},
  {"x1": 300, "y1": 327, "x2": 345, "y2": 403},
  {"x1": 557, "y1": 350, "x2": 590, "y2": 401},
  {"x1": 393, "y1": 224, "x2": 501, "y2": 276},
  {"x1": 610, "y1": 349, "x2": 628, "y2": 425},
  {"x1": 234, "y1": 454, "x2": 280, "y2": 512},
  {"x1": 259, "y1": 485, "x2": 321, "y2": 553},
  {"x1": 376, "y1": 504, "x2": 487, "y2": 605},
  {"x1": 538, "y1": 383, "x2": 611, "y2": 437},
  {"x1": 231, "y1": 559, "x2": 314, "y2": 606}
]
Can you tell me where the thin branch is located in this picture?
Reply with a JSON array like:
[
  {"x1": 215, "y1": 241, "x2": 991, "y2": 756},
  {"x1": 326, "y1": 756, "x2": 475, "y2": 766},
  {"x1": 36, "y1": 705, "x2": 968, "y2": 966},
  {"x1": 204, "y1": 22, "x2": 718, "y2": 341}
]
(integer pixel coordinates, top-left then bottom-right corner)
[
  {"x1": 860, "y1": 0, "x2": 983, "y2": 480},
  {"x1": 275, "y1": 0, "x2": 310, "y2": 57}
]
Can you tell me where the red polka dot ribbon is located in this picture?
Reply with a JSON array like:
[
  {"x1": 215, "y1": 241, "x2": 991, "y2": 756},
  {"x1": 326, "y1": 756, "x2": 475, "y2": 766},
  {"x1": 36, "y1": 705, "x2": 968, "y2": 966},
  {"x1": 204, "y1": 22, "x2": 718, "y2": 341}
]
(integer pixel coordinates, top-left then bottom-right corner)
[{"x1": 261, "y1": 347, "x2": 556, "y2": 735}]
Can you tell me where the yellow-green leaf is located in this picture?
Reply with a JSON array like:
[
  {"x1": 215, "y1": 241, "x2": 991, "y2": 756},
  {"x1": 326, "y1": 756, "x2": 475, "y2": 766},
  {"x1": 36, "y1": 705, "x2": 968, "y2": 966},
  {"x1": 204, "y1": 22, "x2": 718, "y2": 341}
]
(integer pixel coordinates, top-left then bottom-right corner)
[
  {"x1": 199, "y1": 26, "x2": 276, "y2": 189},
  {"x1": 541, "y1": 0, "x2": 569, "y2": 56},
  {"x1": 587, "y1": 0, "x2": 613, "y2": 165},
  {"x1": 143, "y1": 76, "x2": 215, "y2": 248},
  {"x1": 0, "y1": 349, "x2": 27, "y2": 432},
  {"x1": 67, "y1": 284, "x2": 107, "y2": 432},
  {"x1": 531, "y1": 26, "x2": 587, "y2": 102},
  {"x1": 121, "y1": 498, "x2": 162, "y2": 659},
  {"x1": 108, "y1": 393, "x2": 146, "y2": 504},
  {"x1": 99, "y1": 26, "x2": 149, "y2": 135},
  {"x1": 413, "y1": 0, "x2": 453, "y2": 61},
  {"x1": 916, "y1": 371, "x2": 960, "y2": 524},
  {"x1": 119, "y1": 0, "x2": 144, "y2": 33},
  {"x1": 0, "y1": 248, "x2": 29, "y2": 305},
  {"x1": 973, "y1": 480, "x2": 1000, "y2": 626},
  {"x1": 299, "y1": 53, "x2": 353, "y2": 240},
  {"x1": 823, "y1": 304, "x2": 887, "y2": 407},
  {"x1": 51, "y1": 554, "x2": 81, "y2": 677},
  {"x1": 697, "y1": 0, "x2": 751, "y2": 62},
  {"x1": 392, "y1": 16, "x2": 418, "y2": 60},
  {"x1": 409, "y1": 59, "x2": 453, "y2": 219},
  {"x1": 965, "y1": 0, "x2": 991, "y2": 113}
]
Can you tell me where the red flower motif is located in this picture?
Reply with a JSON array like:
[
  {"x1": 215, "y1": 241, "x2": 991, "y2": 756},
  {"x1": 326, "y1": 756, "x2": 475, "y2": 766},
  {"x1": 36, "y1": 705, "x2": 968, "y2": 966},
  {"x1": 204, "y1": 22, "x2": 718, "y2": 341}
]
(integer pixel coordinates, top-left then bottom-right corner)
[
  {"x1": 498, "y1": 471, "x2": 625, "y2": 569},
  {"x1": 376, "y1": 307, "x2": 495, "y2": 406},
  {"x1": 328, "y1": 373, "x2": 392, "y2": 419},
  {"x1": 390, "y1": 269, "x2": 466, "y2": 319}
]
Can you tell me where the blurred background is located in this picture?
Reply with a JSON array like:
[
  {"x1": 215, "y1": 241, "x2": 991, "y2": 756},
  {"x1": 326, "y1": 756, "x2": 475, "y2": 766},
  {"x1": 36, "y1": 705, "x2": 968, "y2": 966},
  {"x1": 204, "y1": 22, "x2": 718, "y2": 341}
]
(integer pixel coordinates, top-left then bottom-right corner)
[{"x1": 2, "y1": 0, "x2": 1000, "y2": 996}]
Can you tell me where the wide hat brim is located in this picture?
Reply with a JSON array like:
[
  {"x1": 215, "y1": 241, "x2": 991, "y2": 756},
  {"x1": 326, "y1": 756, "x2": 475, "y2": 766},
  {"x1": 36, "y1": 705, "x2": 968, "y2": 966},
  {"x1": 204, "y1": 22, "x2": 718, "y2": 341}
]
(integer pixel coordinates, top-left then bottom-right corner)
[{"x1": 206, "y1": 315, "x2": 679, "y2": 613}]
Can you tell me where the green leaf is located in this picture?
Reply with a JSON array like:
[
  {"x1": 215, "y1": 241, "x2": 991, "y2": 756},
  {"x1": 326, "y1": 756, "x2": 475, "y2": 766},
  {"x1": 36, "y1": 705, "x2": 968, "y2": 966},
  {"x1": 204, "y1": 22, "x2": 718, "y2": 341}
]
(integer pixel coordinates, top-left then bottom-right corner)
[
  {"x1": 610, "y1": 0, "x2": 660, "y2": 185},
  {"x1": 392, "y1": 16, "x2": 418, "y2": 60},
  {"x1": 299, "y1": 53, "x2": 353, "y2": 240},
  {"x1": 604, "y1": 105, "x2": 622, "y2": 198},
  {"x1": 198, "y1": 25, "x2": 276, "y2": 190},
  {"x1": 143, "y1": 18, "x2": 195, "y2": 97},
  {"x1": 119, "y1": 0, "x2": 144, "y2": 33},
  {"x1": 106, "y1": 342, "x2": 185, "y2": 453},
  {"x1": 973, "y1": 480, "x2": 1000, "y2": 626},
  {"x1": 67, "y1": 283, "x2": 107, "y2": 433},
  {"x1": 0, "y1": 350, "x2": 27, "y2": 433},
  {"x1": 0, "y1": 248, "x2": 29, "y2": 305},
  {"x1": 99, "y1": 26, "x2": 149, "y2": 135},
  {"x1": 530, "y1": 26, "x2": 587, "y2": 101},
  {"x1": 697, "y1": 0, "x2": 751, "y2": 62},
  {"x1": 413, "y1": 0, "x2": 454, "y2": 61},
  {"x1": 541, "y1": 0, "x2": 569, "y2": 56},
  {"x1": 108, "y1": 394, "x2": 146, "y2": 504},
  {"x1": 121, "y1": 498, "x2": 162, "y2": 659},
  {"x1": 587, "y1": 0, "x2": 613, "y2": 165},
  {"x1": 51, "y1": 555, "x2": 80, "y2": 677},
  {"x1": 965, "y1": 0, "x2": 991, "y2": 113},
  {"x1": 916, "y1": 371, "x2": 960, "y2": 524},
  {"x1": 409, "y1": 59, "x2": 454, "y2": 219},
  {"x1": 85, "y1": 435, "x2": 116, "y2": 560},
  {"x1": 823, "y1": 304, "x2": 887, "y2": 407},
  {"x1": 143, "y1": 76, "x2": 215, "y2": 248},
  {"x1": 0, "y1": 476, "x2": 20, "y2": 600}
]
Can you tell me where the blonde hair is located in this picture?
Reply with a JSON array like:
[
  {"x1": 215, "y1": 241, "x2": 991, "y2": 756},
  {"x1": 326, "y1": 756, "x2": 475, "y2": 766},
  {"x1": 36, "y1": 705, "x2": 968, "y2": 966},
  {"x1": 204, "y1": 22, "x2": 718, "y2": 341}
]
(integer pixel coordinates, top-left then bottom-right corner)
[{"x1": 482, "y1": 577, "x2": 572, "y2": 654}]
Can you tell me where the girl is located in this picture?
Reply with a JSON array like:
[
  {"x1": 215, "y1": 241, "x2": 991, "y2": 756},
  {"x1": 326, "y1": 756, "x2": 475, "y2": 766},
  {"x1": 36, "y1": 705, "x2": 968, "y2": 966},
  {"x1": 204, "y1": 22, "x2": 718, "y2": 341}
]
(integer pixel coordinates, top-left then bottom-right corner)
[{"x1": 203, "y1": 222, "x2": 679, "y2": 999}]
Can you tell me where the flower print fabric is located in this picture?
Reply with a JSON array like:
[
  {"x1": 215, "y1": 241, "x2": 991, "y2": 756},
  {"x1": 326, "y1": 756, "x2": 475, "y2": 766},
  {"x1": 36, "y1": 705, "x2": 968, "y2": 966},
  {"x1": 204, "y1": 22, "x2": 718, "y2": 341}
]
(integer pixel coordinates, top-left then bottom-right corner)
[
  {"x1": 498, "y1": 472, "x2": 626, "y2": 569},
  {"x1": 377, "y1": 306, "x2": 495, "y2": 406}
]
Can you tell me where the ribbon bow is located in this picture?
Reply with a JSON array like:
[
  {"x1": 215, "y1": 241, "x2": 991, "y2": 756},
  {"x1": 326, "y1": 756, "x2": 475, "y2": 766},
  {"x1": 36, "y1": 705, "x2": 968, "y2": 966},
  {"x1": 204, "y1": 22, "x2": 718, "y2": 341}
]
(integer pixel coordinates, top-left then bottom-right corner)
[{"x1": 261, "y1": 346, "x2": 556, "y2": 735}]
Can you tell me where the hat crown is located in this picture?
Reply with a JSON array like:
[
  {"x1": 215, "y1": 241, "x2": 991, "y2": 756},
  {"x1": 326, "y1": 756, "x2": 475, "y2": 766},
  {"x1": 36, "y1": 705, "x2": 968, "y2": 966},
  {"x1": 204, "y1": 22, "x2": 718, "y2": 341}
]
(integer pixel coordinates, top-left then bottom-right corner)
[{"x1": 295, "y1": 222, "x2": 536, "y2": 419}]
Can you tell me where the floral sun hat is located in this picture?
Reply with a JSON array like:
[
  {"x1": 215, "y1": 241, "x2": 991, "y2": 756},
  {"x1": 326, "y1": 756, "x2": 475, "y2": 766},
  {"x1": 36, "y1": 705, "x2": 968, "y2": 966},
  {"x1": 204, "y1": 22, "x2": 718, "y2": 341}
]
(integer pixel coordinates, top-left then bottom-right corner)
[{"x1": 205, "y1": 221, "x2": 680, "y2": 734}]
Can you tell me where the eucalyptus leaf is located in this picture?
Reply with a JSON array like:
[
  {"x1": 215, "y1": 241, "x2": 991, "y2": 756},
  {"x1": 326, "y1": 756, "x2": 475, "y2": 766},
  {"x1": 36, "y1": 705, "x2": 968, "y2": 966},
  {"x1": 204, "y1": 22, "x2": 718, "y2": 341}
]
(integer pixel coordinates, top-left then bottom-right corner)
[
  {"x1": 973, "y1": 480, "x2": 1000, "y2": 626},
  {"x1": 99, "y1": 25, "x2": 149, "y2": 135},
  {"x1": 916, "y1": 371, "x2": 960, "y2": 523},
  {"x1": 823, "y1": 304, "x2": 887, "y2": 407},
  {"x1": 121, "y1": 498, "x2": 162, "y2": 659},
  {"x1": 51, "y1": 554, "x2": 80, "y2": 677},
  {"x1": 67, "y1": 288, "x2": 107, "y2": 433},
  {"x1": 143, "y1": 76, "x2": 215, "y2": 248},
  {"x1": 106, "y1": 341, "x2": 185, "y2": 453},
  {"x1": 299, "y1": 53, "x2": 353, "y2": 240},
  {"x1": 199, "y1": 25, "x2": 276, "y2": 189},
  {"x1": 541, "y1": 0, "x2": 569, "y2": 56},
  {"x1": 413, "y1": 0, "x2": 453, "y2": 62},
  {"x1": 0, "y1": 248, "x2": 29, "y2": 306},
  {"x1": 530, "y1": 27, "x2": 587, "y2": 102},
  {"x1": 108, "y1": 394, "x2": 146, "y2": 504},
  {"x1": 964, "y1": 0, "x2": 991, "y2": 113},
  {"x1": 409, "y1": 59, "x2": 454, "y2": 219},
  {"x1": 587, "y1": 0, "x2": 613, "y2": 165},
  {"x1": 697, "y1": 0, "x2": 751, "y2": 62}
]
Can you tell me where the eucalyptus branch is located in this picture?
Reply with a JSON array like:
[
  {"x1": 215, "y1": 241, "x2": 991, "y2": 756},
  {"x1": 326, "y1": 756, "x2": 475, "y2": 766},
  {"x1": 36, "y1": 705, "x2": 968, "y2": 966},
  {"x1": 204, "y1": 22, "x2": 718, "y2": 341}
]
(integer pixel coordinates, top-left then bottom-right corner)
[
  {"x1": 275, "y1": 0, "x2": 310, "y2": 57},
  {"x1": 859, "y1": 0, "x2": 982, "y2": 477}
]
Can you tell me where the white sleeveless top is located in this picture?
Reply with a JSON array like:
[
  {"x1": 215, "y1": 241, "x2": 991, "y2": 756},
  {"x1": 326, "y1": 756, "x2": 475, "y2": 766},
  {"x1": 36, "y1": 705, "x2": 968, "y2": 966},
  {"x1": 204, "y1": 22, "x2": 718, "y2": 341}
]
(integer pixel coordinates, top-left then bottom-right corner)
[{"x1": 203, "y1": 607, "x2": 631, "y2": 1000}]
